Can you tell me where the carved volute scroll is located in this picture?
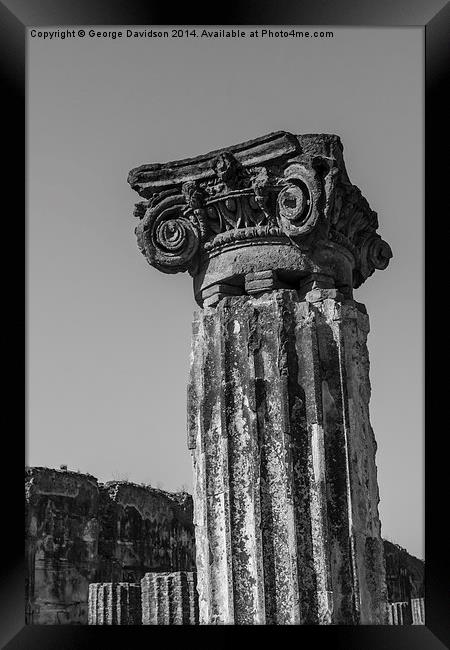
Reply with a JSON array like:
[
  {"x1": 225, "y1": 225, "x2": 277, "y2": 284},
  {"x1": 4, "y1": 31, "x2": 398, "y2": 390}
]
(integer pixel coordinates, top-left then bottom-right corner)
[
  {"x1": 128, "y1": 132, "x2": 392, "y2": 306},
  {"x1": 135, "y1": 192, "x2": 201, "y2": 275}
]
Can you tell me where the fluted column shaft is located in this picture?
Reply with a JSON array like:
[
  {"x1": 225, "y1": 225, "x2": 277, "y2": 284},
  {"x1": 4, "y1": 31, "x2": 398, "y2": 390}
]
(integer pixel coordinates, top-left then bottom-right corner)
[
  {"x1": 141, "y1": 571, "x2": 199, "y2": 625},
  {"x1": 88, "y1": 582, "x2": 142, "y2": 625},
  {"x1": 188, "y1": 290, "x2": 388, "y2": 625}
]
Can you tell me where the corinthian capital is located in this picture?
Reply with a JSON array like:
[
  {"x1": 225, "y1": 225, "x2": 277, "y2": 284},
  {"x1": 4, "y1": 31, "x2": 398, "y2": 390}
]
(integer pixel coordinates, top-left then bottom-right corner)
[{"x1": 128, "y1": 131, "x2": 392, "y2": 306}]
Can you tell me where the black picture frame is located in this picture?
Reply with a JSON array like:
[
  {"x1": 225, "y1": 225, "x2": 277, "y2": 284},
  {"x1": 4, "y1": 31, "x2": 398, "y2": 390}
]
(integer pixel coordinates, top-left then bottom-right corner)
[{"x1": 1, "y1": 0, "x2": 448, "y2": 647}]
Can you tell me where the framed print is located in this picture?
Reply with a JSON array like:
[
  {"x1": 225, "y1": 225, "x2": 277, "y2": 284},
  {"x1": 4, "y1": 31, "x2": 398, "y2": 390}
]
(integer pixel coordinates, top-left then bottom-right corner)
[{"x1": 1, "y1": 0, "x2": 448, "y2": 647}]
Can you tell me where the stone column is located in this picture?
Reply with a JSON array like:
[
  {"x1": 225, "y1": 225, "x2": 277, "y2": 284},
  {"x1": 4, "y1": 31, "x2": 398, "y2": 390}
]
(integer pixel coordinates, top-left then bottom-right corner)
[
  {"x1": 188, "y1": 291, "x2": 389, "y2": 624},
  {"x1": 128, "y1": 131, "x2": 393, "y2": 625},
  {"x1": 411, "y1": 597, "x2": 425, "y2": 625},
  {"x1": 88, "y1": 582, "x2": 142, "y2": 625},
  {"x1": 141, "y1": 571, "x2": 199, "y2": 625}
]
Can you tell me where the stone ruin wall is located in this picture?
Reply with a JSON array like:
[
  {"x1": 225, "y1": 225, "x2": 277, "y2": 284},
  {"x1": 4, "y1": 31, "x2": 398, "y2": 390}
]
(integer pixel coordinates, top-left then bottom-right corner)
[
  {"x1": 25, "y1": 467, "x2": 196, "y2": 624},
  {"x1": 383, "y1": 540, "x2": 424, "y2": 602},
  {"x1": 25, "y1": 466, "x2": 423, "y2": 625},
  {"x1": 97, "y1": 480, "x2": 195, "y2": 583}
]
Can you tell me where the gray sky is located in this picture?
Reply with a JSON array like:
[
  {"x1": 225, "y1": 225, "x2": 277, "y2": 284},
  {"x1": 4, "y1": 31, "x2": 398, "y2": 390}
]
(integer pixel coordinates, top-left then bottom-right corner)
[{"x1": 27, "y1": 27, "x2": 423, "y2": 559}]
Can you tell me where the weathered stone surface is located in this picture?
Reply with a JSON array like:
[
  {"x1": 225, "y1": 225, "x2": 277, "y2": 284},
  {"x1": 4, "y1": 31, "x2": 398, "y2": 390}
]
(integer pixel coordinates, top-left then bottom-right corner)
[
  {"x1": 25, "y1": 467, "x2": 99, "y2": 624},
  {"x1": 141, "y1": 572, "x2": 199, "y2": 625},
  {"x1": 388, "y1": 600, "x2": 412, "y2": 625},
  {"x1": 383, "y1": 540, "x2": 424, "y2": 602},
  {"x1": 98, "y1": 481, "x2": 195, "y2": 582},
  {"x1": 188, "y1": 291, "x2": 388, "y2": 624},
  {"x1": 128, "y1": 132, "x2": 392, "y2": 307},
  {"x1": 88, "y1": 582, "x2": 142, "y2": 625},
  {"x1": 25, "y1": 471, "x2": 423, "y2": 625},
  {"x1": 411, "y1": 597, "x2": 425, "y2": 625},
  {"x1": 128, "y1": 134, "x2": 393, "y2": 625},
  {"x1": 25, "y1": 468, "x2": 196, "y2": 624},
  {"x1": 386, "y1": 596, "x2": 426, "y2": 626}
]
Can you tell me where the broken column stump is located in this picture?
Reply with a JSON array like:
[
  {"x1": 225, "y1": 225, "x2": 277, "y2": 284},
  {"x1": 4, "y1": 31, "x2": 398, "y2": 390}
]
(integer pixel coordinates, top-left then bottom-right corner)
[
  {"x1": 128, "y1": 131, "x2": 393, "y2": 624},
  {"x1": 88, "y1": 582, "x2": 142, "y2": 624},
  {"x1": 411, "y1": 597, "x2": 425, "y2": 625},
  {"x1": 141, "y1": 572, "x2": 199, "y2": 625},
  {"x1": 188, "y1": 291, "x2": 389, "y2": 624}
]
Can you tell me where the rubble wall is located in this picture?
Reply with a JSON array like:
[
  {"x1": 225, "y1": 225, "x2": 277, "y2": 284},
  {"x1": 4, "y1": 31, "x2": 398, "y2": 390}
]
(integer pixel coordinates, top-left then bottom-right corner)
[
  {"x1": 98, "y1": 481, "x2": 196, "y2": 583},
  {"x1": 25, "y1": 467, "x2": 196, "y2": 624},
  {"x1": 25, "y1": 467, "x2": 99, "y2": 624},
  {"x1": 25, "y1": 467, "x2": 422, "y2": 624},
  {"x1": 384, "y1": 540, "x2": 424, "y2": 602}
]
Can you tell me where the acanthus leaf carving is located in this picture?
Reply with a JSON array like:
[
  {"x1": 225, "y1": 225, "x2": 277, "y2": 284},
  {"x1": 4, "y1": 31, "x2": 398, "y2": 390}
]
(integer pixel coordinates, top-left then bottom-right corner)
[{"x1": 212, "y1": 152, "x2": 244, "y2": 192}]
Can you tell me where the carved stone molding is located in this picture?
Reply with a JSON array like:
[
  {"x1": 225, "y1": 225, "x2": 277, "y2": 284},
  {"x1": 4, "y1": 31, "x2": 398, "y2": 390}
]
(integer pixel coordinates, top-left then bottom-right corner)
[{"x1": 128, "y1": 132, "x2": 392, "y2": 305}]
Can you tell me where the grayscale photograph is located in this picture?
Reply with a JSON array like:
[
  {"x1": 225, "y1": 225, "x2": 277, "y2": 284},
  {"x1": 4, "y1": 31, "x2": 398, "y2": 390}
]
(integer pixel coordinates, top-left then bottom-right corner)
[{"x1": 26, "y1": 24, "x2": 424, "y2": 627}]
